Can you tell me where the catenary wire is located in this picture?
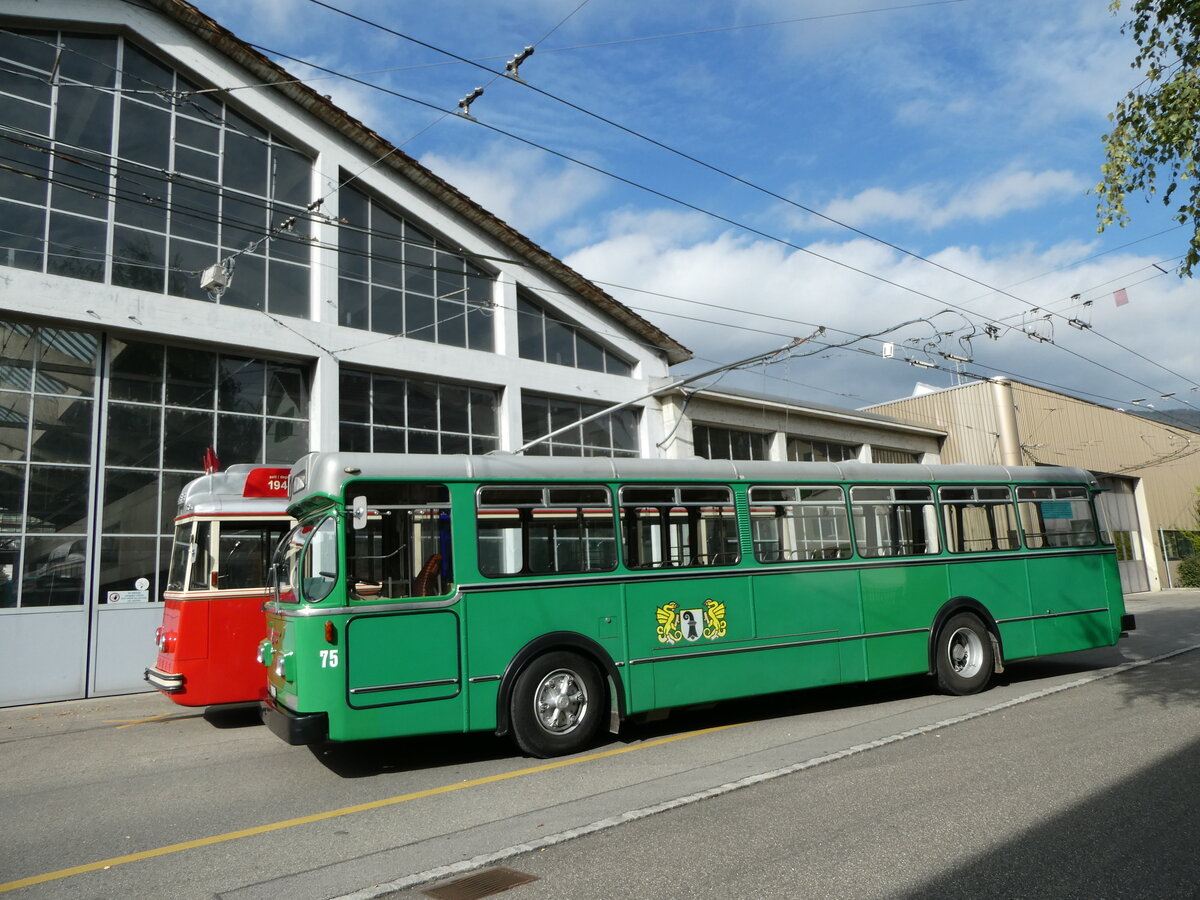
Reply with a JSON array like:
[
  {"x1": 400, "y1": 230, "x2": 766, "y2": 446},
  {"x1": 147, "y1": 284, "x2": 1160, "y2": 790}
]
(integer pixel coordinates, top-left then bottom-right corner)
[
  {"x1": 297, "y1": 1, "x2": 1200, "y2": 405},
  {"x1": 5, "y1": 19, "x2": 1197, "y2": 410}
]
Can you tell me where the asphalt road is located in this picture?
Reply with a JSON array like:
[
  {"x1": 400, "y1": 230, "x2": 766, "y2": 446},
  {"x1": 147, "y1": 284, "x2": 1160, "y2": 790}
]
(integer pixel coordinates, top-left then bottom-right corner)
[
  {"x1": 396, "y1": 628, "x2": 1200, "y2": 900},
  {"x1": 2, "y1": 590, "x2": 1198, "y2": 900}
]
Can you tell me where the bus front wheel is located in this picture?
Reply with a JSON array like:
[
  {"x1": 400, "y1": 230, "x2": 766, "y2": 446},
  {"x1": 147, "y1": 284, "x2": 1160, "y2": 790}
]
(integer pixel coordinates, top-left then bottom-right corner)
[
  {"x1": 935, "y1": 612, "x2": 994, "y2": 695},
  {"x1": 509, "y1": 651, "x2": 605, "y2": 758}
]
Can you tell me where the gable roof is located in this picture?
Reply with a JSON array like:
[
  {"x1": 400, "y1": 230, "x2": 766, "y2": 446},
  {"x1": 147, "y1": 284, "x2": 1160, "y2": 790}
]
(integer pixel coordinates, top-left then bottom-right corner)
[
  {"x1": 138, "y1": 0, "x2": 692, "y2": 365},
  {"x1": 683, "y1": 385, "x2": 947, "y2": 436}
]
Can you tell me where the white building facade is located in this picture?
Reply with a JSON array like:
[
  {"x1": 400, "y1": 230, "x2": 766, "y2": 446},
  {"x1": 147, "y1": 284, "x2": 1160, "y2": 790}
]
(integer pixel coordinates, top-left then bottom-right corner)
[
  {"x1": 0, "y1": 0, "x2": 690, "y2": 705},
  {"x1": 660, "y1": 388, "x2": 944, "y2": 465}
]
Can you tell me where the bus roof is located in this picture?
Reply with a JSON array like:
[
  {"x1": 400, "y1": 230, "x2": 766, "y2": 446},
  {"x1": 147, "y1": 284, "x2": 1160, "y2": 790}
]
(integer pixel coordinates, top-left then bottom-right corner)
[
  {"x1": 178, "y1": 465, "x2": 292, "y2": 517},
  {"x1": 288, "y1": 452, "x2": 1100, "y2": 504}
]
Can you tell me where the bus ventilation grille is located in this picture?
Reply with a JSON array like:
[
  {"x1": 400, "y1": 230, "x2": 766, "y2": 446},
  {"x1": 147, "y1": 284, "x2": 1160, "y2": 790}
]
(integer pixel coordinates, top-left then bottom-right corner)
[{"x1": 420, "y1": 866, "x2": 540, "y2": 900}]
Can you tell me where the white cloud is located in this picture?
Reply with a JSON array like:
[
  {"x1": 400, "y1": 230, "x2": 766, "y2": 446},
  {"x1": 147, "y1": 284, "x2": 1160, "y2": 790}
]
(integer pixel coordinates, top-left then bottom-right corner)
[
  {"x1": 821, "y1": 169, "x2": 1087, "y2": 231},
  {"x1": 564, "y1": 212, "x2": 1200, "y2": 408},
  {"x1": 419, "y1": 143, "x2": 608, "y2": 234}
]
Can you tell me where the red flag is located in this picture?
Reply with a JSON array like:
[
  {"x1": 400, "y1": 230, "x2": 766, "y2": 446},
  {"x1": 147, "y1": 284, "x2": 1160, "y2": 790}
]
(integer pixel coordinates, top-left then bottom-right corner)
[
  {"x1": 1114, "y1": 288, "x2": 1129, "y2": 307},
  {"x1": 202, "y1": 447, "x2": 221, "y2": 474}
]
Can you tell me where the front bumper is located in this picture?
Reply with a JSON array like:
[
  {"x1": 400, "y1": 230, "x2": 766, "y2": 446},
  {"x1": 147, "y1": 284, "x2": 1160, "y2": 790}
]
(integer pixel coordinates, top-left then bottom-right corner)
[
  {"x1": 261, "y1": 697, "x2": 328, "y2": 745},
  {"x1": 144, "y1": 667, "x2": 184, "y2": 693}
]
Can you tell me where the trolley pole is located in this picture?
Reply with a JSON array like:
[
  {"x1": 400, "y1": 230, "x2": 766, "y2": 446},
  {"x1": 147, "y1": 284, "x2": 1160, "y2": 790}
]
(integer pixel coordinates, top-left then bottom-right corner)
[{"x1": 512, "y1": 331, "x2": 822, "y2": 456}]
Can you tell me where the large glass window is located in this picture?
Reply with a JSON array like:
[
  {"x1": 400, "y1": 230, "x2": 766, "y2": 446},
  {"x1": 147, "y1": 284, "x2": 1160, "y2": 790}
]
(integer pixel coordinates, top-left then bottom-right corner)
[
  {"x1": 850, "y1": 485, "x2": 939, "y2": 558},
  {"x1": 0, "y1": 29, "x2": 314, "y2": 315},
  {"x1": 787, "y1": 437, "x2": 859, "y2": 463},
  {"x1": 0, "y1": 322, "x2": 97, "y2": 607},
  {"x1": 693, "y1": 424, "x2": 768, "y2": 460},
  {"x1": 521, "y1": 392, "x2": 639, "y2": 457},
  {"x1": 517, "y1": 293, "x2": 631, "y2": 376},
  {"x1": 477, "y1": 485, "x2": 616, "y2": 577},
  {"x1": 339, "y1": 367, "x2": 498, "y2": 454},
  {"x1": 1161, "y1": 530, "x2": 1196, "y2": 561},
  {"x1": 101, "y1": 337, "x2": 308, "y2": 604},
  {"x1": 619, "y1": 485, "x2": 739, "y2": 569},
  {"x1": 939, "y1": 486, "x2": 1019, "y2": 553},
  {"x1": 337, "y1": 184, "x2": 493, "y2": 350},
  {"x1": 749, "y1": 485, "x2": 851, "y2": 563},
  {"x1": 1016, "y1": 486, "x2": 1100, "y2": 549}
]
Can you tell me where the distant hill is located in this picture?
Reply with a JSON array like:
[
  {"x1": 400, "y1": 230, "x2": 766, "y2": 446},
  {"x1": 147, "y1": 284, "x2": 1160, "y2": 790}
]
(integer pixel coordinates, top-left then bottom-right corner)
[{"x1": 1132, "y1": 407, "x2": 1200, "y2": 434}]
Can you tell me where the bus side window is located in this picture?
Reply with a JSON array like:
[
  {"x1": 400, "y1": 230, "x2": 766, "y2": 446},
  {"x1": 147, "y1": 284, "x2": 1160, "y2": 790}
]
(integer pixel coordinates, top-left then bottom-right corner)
[
  {"x1": 939, "y1": 486, "x2": 1019, "y2": 553},
  {"x1": 345, "y1": 483, "x2": 453, "y2": 599},
  {"x1": 619, "y1": 486, "x2": 739, "y2": 569},
  {"x1": 217, "y1": 521, "x2": 291, "y2": 589},
  {"x1": 1016, "y1": 486, "x2": 1098, "y2": 548},
  {"x1": 749, "y1": 485, "x2": 850, "y2": 563},
  {"x1": 850, "y1": 486, "x2": 939, "y2": 558},
  {"x1": 476, "y1": 485, "x2": 616, "y2": 577}
]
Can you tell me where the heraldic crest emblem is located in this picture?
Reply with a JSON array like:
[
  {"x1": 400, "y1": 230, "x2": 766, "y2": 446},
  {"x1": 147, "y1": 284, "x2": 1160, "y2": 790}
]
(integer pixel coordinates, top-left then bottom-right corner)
[{"x1": 656, "y1": 599, "x2": 727, "y2": 644}]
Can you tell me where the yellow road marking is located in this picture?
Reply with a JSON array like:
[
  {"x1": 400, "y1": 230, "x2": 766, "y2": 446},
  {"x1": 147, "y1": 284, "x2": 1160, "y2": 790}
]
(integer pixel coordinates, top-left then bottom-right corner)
[
  {"x1": 0, "y1": 722, "x2": 742, "y2": 894},
  {"x1": 104, "y1": 713, "x2": 177, "y2": 729}
]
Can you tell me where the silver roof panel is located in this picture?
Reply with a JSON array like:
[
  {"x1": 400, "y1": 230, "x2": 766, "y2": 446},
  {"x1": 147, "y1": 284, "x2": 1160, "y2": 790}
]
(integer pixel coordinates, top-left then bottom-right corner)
[
  {"x1": 177, "y1": 465, "x2": 293, "y2": 517},
  {"x1": 290, "y1": 452, "x2": 1099, "y2": 501}
]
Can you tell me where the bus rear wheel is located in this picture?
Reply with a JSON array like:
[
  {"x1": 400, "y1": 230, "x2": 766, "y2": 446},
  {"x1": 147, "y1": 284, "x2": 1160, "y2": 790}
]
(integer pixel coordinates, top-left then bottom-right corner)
[
  {"x1": 510, "y1": 651, "x2": 604, "y2": 758},
  {"x1": 935, "y1": 612, "x2": 994, "y2": 695}
]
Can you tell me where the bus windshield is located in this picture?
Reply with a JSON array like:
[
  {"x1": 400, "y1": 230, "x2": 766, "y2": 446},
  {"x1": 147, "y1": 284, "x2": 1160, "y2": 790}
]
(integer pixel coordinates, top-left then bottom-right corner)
[
  {"x1": 166, "y1": 523, "x2": 192, "y2": 592},
  {"x1": 275, "y1": 517, "x2": 338, "y2": 604}
]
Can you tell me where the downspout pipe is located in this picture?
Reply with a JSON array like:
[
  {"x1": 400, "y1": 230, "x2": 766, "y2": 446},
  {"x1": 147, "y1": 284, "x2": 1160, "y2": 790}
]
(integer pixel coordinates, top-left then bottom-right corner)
[{"x1": 991, "y1": 377, "x2": 1023, "y2": 466}]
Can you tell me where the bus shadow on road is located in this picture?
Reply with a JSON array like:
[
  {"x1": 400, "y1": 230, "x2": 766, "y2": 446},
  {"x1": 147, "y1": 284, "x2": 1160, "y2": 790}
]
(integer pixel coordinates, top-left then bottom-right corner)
[
  {"x1": 615, "y1": 674, "x2": 944, "y2": 745},
  {"x1": 307, "y1": 731, "x2": 517, "y2": 778},
  {"x1": 299, "y1": 643, "x2": 1194, "y2": 778},
  {"x1": 202, "y1": 703, "x2": 263, "y2": 729},
  {"x1": 993, "y1": 652, "x2": 1122, "y2": 687}
]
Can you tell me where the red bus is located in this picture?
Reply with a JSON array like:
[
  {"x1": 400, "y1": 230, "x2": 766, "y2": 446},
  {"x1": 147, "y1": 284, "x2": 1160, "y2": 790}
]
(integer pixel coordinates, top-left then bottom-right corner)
[{"x1": 145, "y1": 465, "x2": 292, "y2": 706}]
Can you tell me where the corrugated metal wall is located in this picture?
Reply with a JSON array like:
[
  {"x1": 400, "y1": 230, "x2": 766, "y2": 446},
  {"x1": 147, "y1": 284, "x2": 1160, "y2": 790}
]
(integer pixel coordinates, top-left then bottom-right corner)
[
  {"x1": 866, "y1": 380, "x2": 1200, "y2": 592},
  {"x1": 868, "y1": 383, "x2": 1000, "y2": 465}
]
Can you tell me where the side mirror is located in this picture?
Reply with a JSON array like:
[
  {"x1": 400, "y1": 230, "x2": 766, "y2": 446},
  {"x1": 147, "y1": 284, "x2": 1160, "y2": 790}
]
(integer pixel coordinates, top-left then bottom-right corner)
[{"x1": 351, "y1": 495, "x2": 368, "y2": 531}]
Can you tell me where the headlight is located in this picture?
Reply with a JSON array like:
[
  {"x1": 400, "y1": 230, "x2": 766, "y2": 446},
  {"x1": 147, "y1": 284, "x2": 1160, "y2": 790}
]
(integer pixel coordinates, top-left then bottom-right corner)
[{"x1": 273, "y1": 651, "x2": 293, "y2": 681}]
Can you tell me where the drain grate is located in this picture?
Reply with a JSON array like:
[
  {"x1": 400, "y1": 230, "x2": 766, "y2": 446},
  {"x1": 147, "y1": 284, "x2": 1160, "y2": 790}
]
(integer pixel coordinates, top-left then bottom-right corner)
[{"x1": 420, "y1": 866, "x2": 540, "y2": 900}]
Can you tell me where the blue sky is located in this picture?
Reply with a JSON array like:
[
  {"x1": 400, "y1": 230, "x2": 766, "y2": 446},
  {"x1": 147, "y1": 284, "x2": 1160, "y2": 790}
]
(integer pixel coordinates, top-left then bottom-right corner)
[{"x1": 196, "y1": 0, "x2": 1197, "y2": 414}]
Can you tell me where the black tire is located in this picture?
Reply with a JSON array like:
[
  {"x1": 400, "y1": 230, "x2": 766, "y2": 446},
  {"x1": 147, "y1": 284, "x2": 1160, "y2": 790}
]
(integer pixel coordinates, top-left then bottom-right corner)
[
  {"x1": 509, "y1": 651, "x2": 605, "y2": 758},
  {"x1": 934, "y1": 612, "x2": 994, "y2": 695}
]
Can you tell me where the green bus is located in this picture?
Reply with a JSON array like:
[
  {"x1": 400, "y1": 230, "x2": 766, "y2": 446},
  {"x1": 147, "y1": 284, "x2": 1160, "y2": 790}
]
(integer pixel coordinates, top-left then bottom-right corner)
[{"x1": 259, "y1": 452, "x2": 1133, "y2": 757}]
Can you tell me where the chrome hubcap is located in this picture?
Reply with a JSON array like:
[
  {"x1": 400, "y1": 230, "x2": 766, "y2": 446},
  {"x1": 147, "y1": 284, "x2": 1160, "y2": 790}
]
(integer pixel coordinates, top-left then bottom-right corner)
[
  {"x1": 534, "y1": 668, "x2": 588, "y2": 735},
  {"x1": 947, "y1": 627, "x2": 984, "y2": 678}
]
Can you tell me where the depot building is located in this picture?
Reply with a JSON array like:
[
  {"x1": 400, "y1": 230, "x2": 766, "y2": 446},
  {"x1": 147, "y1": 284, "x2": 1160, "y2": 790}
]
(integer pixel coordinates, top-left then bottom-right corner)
[{"x1": 0, "y1": 0, "x2": 949, "y2": 706}]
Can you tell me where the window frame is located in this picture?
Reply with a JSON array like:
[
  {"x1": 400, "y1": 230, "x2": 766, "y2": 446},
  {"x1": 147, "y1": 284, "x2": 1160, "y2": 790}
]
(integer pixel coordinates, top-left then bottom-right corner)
[
  {"x1": 937, "y1": 485, "x2": 1021, "y2": 554},
  {"x1": 849, "y1": 484, "x2": 940, "y2": 558},
  {"x1": 1015, "y1": 485, "x2": 1101, "y2": 549},
  {"x1": 748, "y1": 484, "x2": 852, "y2": 563},
  {"x1": 619, "y1": 484, "x2": 740, "y2": 570},
  {"x1": 475, "y1": 484, "x2": 617, "y2": 578}
]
